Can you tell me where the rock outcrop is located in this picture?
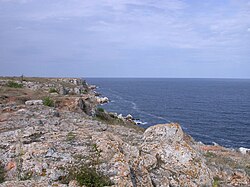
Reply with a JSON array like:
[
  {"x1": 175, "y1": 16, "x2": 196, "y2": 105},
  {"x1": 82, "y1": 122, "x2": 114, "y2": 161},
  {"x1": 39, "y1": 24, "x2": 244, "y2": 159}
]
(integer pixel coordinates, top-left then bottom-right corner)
[
  {"x1": 140, "y1": 124, "x2": 212, "y2": 186},
  {"x1": 0, "y1": 77, "x2": 249, "y2": 187}
]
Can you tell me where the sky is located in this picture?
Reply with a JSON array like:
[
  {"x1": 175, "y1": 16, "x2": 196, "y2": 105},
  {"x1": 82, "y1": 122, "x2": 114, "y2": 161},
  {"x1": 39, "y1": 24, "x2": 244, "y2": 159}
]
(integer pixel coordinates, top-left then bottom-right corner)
[{"x1": 0, "y1": 0, "x2": 250, "y2": 78}]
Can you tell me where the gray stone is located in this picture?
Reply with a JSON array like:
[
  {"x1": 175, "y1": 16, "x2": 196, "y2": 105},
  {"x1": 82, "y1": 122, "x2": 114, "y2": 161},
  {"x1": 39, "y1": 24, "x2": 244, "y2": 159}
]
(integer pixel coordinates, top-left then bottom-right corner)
[{"x1": 25, "y1": 100, "x2": 43, "y2": 106}]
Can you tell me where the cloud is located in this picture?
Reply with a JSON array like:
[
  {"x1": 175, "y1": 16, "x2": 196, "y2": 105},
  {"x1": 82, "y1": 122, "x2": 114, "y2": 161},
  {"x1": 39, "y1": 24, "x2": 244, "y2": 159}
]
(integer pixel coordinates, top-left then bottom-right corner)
[{"x1": 0, "y1": 0, "x2": 250, "y2": 77}]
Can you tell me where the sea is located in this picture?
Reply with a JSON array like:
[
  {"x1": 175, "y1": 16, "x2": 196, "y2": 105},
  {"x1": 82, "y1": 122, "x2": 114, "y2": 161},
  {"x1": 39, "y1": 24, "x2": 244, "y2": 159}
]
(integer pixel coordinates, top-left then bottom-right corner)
[{"x1": 86, "y1": 78, "x2": 250, "y2": 149}]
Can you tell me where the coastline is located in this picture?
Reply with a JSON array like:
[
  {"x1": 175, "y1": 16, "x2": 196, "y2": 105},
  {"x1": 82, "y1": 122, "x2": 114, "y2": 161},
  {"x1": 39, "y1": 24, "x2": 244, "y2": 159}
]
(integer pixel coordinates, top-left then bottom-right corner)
[
  {"x1": 0, "y1": 77, "x2": 249, "y2": 186},
  {"x1": 87, "y1": 77, "x2": 250, "y2": 149}
]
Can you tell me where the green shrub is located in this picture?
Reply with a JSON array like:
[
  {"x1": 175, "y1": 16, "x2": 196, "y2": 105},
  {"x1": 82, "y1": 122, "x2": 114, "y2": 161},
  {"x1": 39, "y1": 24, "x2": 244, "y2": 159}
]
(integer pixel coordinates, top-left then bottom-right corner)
[
  {"x1": 213, "y1": 176, "x2": 220, "y2": 187},
  {"x1": 49, "y1": 88, "x2": 58, "y2": 93},
  {"x1": 204, "y1": 151, "x2": 216, "y2": 158},
  {"x1": 66, "y1": 132, "x2": 76, "y2": 141},
  {"x1": 96, "y1": 111, "x2": 112, "y2": 122},
  {"x1": 7, "y1": 81, "x2": 23, "y2": 88},
  {"x1": 81, "y1": 90, "x2": 88, "y2": 94},
  {"x1": 97, "y1": 108, "x2": 105, "y2": 112},
  {"x1": 43, "y1": 97, "x2": 54, "y2": 107},
  {"x1": 91, "y1": 144, "x2": 102, "y2": 166},
  {"x1": 62, "y1": 166, "x2": 113, "y2": 187},
  {"x1": 19, "y1": 170, "x2": 33, "y2": 181},
  {"x1": 0, "y1": 162, "x2": 5, "y2": 183}
]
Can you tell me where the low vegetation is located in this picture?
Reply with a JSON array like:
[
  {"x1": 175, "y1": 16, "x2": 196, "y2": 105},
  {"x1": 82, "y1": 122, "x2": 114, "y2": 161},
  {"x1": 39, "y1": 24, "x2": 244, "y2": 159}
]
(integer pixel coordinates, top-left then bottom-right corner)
[
  {"x1": 49, "y1": 88, "x2": 58, "y2": 93},
  {"x1": 7, "y1": 81, "x2": 23, "y2": 88},
  {"x1": 43, "y1": 97, "x2": 54, "y2": 107},
  {"x1": 61, "y1": 144, "x2": 112, "y2": 187},
  {"x1": 66, "y1": 132, "x2": 76, "y2": 142},
  {"x1": 204, "y1": 151, "x2": 216, "y2": 158},
  {"x1": 212, "y1": 176, "x2": 220, "y2": 187},
  {"x1": 97, "y1": 107, "x2": 105, "y2": 112},
  {"x1": 19, "y1": 170, "x2": 33, "y2": 181},
  {"x1": 62, "y1": 165, "x2": 112, "y2": 187},
  {"x1": 0, "y1": 162, "x2": 5, "y2": 183}
]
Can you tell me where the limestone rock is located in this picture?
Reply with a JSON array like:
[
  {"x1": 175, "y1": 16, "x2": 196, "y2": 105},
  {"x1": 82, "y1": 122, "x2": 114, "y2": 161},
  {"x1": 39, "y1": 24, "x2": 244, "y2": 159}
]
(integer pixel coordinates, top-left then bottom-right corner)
[
  {"x1": 92, "y1": 132, "x2": 153, "y2": 187},
  {"x1": 141, "y1": 123, "x2": 213, "y2": 187},
  {"x1": 96, "y1": 97, "x2": 109, "y2": 104},
  {"x1": 239, "y1": 147, "x2": 250, "y2": 155},
  {"x1": 59, "y1": 86, "x2": 67, "y2": 95},
  {"x1": 0, "y1": 77, "x2": 249, "y2": 187},
  {"x1": 25, "y1": 100, "x2": 43, "y2": 106}
]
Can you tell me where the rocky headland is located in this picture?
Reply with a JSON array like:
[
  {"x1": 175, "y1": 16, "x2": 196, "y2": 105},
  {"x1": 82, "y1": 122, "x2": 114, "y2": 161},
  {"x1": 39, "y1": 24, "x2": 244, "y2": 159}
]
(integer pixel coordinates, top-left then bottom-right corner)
[{"x1": 0, "y1": 77, "x2": 249, "y2": 187}]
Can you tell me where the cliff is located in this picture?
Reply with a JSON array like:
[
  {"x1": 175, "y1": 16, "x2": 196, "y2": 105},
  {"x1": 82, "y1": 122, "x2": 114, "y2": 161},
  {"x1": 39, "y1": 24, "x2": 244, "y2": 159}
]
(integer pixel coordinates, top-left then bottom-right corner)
[{"x1": 0, "y1": 77, "x2": 249, "y2": 187}]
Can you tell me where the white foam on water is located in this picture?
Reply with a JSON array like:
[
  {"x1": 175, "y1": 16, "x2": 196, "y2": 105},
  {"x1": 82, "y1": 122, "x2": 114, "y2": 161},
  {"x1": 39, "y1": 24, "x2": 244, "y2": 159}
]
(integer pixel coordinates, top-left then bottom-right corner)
[
  {"x1": 104, "y1": 88, "x2": 173, "y2": 125},
  {"x1": 134, "y1": 119, "x2": 148, "y2": 125}
]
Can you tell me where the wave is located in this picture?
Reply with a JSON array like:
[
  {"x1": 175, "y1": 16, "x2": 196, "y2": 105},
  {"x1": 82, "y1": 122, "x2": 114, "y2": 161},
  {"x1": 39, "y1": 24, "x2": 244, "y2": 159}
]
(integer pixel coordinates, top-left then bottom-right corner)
[
  {"x1": 104, "y1": 88, "x2": 172, "y2": 124},
  {"x1": 134, "y1": 119, "x2": 148, "y2": 125}
]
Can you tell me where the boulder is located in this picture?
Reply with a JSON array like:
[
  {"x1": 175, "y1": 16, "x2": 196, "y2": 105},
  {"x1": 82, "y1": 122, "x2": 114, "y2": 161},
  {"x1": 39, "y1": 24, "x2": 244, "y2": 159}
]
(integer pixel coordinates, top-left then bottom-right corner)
[
  {"x1": 239, "y1": 147, "x2": 250, "y2": 154},
  {"x1": 59, "y1": 87, "x2": 67, "y2": 95},
  {"x1": 74, "y1": 87, "x2": 81, "y2": 95},
  {"x1": 96, "y1": 97, "x2": 109, "y2": 104},
  {"x1": 92, "y1": 132, "x2": 153, "y2": 187},
  {"x1": 25, "y1": 100, "x2": 43, "y2": 106},
  {"x1": 125, "y1": 114, "x2": 133, "y2": 120},
  {"x1": 140, "y1": 123, "x2": 213, "y2": 187}
]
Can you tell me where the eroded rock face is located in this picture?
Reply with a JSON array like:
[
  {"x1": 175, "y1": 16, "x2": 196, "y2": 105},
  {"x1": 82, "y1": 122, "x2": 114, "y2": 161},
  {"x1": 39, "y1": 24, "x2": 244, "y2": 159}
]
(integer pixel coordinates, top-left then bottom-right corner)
[
  {"x1": 92, "y1": 132, "x2": 153, "y2": 187},
  {"x1": 0, "y1": 77, "x2": 249, "y2": 187},
  {"x1": 140, "y1": 124, "x2": 213, "y2": 187}
]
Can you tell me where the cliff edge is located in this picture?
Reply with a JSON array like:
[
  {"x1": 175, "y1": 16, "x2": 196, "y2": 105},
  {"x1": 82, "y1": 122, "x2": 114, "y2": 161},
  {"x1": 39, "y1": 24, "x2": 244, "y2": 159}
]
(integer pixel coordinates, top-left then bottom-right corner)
[{"x1": 0, "y1": 77, "x2": 249, "y2": 187}]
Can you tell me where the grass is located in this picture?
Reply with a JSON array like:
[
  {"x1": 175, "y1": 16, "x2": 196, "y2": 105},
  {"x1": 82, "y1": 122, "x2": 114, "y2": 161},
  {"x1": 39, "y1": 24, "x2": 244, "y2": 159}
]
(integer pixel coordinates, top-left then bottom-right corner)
[
  {"x1": 19, "y1": 170, "x2": 33, "y2": 181},
  {"x1": 43, "y1": 96, "x2": 54, "y2": 107},
  {"x1": 7, "y1": 81, "x2": 23, "y2": 88},
  {"x1": 97, "y1": 107, "x2": 105, "y2": 112},
  {"x1": 213, "y1": 176, "x2": 220, "y2": 187},
  {"x1": 0, "y1": 162, "x2": 5, "y2": 183},
  {"x1": 49, "y1": 88, "x2": 58, "y2": 93},
  {"x1": 91, "y1": 144, "x2": 102, "y2": 166},
  {"x1": 66, "y1": 132, "x2": 76, "y2": 142},
  {"x1": 61, "y1": 143, "x2": 112, "y2": 186},
  {"x1": 62, "y1": 166, "x2": 113, "y2": 187},
  {"x1": 204, "y1": 151, "x2": 216, "y2": 158}
]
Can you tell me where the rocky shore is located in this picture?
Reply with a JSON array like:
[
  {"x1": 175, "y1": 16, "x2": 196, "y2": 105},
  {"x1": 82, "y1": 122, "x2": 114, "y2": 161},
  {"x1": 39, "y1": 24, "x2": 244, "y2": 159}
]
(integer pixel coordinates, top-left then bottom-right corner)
[{"x1": 0, "y1": 77, "x2": 249, "y2": 187}]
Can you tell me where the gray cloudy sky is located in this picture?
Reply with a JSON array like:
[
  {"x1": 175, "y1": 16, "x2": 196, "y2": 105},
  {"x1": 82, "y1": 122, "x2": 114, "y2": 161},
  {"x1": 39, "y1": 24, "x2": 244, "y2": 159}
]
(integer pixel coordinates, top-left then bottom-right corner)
[{"x1": 0, "y1": 0, "x2": 250, "y2": 78}]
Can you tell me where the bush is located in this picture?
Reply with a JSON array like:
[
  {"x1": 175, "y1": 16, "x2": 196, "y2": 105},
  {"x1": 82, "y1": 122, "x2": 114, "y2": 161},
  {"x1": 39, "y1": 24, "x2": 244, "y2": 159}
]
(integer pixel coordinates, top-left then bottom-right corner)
[
  {"x1": 49, "y1": 88, "x2": 58, "y2": 93},
  {"x1": 62, "y1": 166, "x2": 113, "y2": 187},
  {"x1": 97, "y1": 108, "x2": 105, "y2": 112},
  {"x1": 213, "y1": 176, "x2": 220, "y2": 187},
  {"x1": 96, "y1": 111, "x2": 112, "y2": 122},
  {"x1": 66, "y1": 132, "x2": 76, "y2": 142},
  {"x1": 0, "y1": 162, "x2": 5, "y2": 183},
  {"x1": 43, "y1": 97, "x2": 54, "y2": 107},
  {"x1": 7, "y1": 81, "x2": 23, "y2": 88}
]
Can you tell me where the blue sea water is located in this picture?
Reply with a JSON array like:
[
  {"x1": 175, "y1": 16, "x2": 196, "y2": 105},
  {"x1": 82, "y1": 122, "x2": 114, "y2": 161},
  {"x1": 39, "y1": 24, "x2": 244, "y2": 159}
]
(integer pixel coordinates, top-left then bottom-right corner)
[{"x1": 86, "y1": 78, "x2": 250, "y2": 149}]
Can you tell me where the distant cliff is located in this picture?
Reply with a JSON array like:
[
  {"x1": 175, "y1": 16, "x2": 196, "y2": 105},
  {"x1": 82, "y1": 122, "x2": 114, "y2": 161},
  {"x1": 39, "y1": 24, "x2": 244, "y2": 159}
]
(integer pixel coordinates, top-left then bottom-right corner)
[{"x1": 0, "y1": 77, "x2": 249, "y2": 187}]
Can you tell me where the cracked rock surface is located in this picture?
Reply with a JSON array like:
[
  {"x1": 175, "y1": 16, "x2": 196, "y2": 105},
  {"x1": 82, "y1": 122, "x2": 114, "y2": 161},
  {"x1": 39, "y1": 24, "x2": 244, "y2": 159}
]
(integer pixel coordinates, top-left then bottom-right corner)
[{"x1": 0, "y1": 77, "x2": 249, "y2": 187}]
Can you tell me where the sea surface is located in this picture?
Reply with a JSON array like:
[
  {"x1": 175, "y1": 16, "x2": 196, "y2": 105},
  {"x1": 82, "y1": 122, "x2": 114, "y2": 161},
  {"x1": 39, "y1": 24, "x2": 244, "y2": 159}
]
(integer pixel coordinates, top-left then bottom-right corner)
[{"x1": 86, "y1": 78, "x2": 250, "y2": 149}]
